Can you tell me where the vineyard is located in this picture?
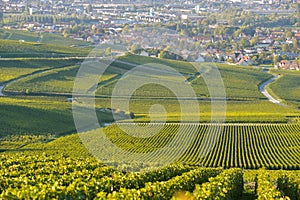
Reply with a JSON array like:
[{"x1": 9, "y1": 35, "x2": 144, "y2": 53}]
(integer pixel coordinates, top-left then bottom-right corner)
[
  {"x1": 4, "y1": 54, "x2": 271, "y2": 100},
  {"x1": 0, "y1": 52, "x2": 300, "y2": 199},
  {"x1": 0, "y1": 59, "x2": 81, "y2": 84},
  {"x1": 0, "y1": 152, "x2": 299, "y2": 200},
  {"x1": 81, "y1": 123, "x2": 300, "y2": 170}
]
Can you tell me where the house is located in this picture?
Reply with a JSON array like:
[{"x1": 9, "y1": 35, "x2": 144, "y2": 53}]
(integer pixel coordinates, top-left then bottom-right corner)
[
  {"x1": 280, "y1": 52, "x2": 298, "y2": 60},
  {"x1": 275, "y1": 60, "x2": 300, "y2": 70},
  {"x1": 244, "y1": 48, "x2": 258, "y2": 56},
  {"x1": 233, "y1": 51, "x2": 244, "y2": 63},
  {"x1": 237, "y1": 55, "x2": 254, "y2": 66},
  {"x1": 254, "y1": 29, "x2": 266, "y2": 37}
]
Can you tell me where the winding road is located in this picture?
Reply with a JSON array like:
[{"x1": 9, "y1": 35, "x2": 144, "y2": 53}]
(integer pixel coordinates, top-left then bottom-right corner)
[
  {"x1": 259, "y1": 75, "x2": 281, "y2": 104},
  {"x1": 0, "y1": 85, "x2": 5, "y2": 96}
]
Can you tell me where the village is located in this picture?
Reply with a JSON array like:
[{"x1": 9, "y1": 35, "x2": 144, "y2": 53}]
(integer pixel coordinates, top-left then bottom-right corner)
[{"x1": 0, "y1": 0, "x2": 299, "y2": 69}]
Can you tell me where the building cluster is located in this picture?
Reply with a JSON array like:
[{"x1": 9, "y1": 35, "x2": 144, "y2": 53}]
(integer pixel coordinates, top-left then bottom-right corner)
[{"x1": 0, "y1": 0, "x2": 299, "y2": 69}]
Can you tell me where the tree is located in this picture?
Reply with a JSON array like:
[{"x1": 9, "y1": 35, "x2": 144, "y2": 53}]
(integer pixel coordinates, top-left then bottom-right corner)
[
  {"x1": 239, "y1": 38, "x2": 249, "y2": 49},
  {"x1": 252, "y1": 55, "x2": 258, "y2": 65},
  {"x1": 122, "y1": 25, "x2": 129, "y2": 33},
  {"x1": 180, "y1": 29, "x2": 188, "y2": 36},
  {"x1": 258, "y1": 53, "x2": 267, "y2": 64},
  {"x1": 159, "y1": 50, "x2": 168, "y2": 59},
  {"x1": 63, "y1": 28, "x2": 70, "y2": 38},
  {"x1": 227, "y1": 57, "x2": 234, "y2": 63},
  {"x1": 0, "y1": 11, "x2": 3, "y2": 23},
  {"x1": 250, "y1": 36, "x2": 259, "y2": 47},
  {"x1": 273, "y1": 54, "x2": 280, "y2": 65},
  {"x1": 130, "y1": 44, "x2": 142, "y2": 54},
  {"x1": 292, "y1": 39, "x2": 298, "y2": 53},
  {"x1": 104, "y1": 47, "x2": 111, "y2": 55},
  {"x1": 286, "y1": 31, "x2": 293, "y2": 39},
  {"x1": 282, "y1": 44, "x2": 289, "y2": 52},
  {"x1": 234, "y1": 29, "x2": 242, "y2": 37},
  {"x1": 176, "y1": 23, "x2": 181, "y2": 32},
  {"x1": 131, "y1": 5, "x2": 137, "y2": 11},
  {"x1": 87, "y1": 4, "x2": 93, "y2": 13}
]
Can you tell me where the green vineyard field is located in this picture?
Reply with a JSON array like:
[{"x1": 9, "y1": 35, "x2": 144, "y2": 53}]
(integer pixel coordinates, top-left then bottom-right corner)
[
  {"x1": 81, "y1": 123, "x2": 300, "y2": 170},
  {"x1": 0, "y1": 152, "x2": 299, "y2": 200},
  {"x1": 5, "y1": 54, "x2": 271, "y2": 100},
  {"x1": 0, "y1": 51, "x2": 299, "y2": 199}
]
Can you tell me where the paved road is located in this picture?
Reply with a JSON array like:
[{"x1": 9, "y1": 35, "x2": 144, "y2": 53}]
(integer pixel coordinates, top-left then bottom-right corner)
[
  {"x1": 0, "y1": 85, "x2": 5, "y2": 96},
  {"x1": 259, "y1": 70, "x2": 282, "y2": 104}
]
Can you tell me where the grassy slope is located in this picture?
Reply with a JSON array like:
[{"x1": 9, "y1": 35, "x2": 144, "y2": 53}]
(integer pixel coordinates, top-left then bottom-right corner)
[
  {"x1": 5, "y1": 65, "x2": 79, "y2": 93},
  {"x1": 0, "y1": 59, "x2": 80, "y2": 84},
  {"x1": 103, "y1": 54, "x2": 271, "y2": 99},
  {"x1": 0, "y1": 29, "x2": 39, "y2": 42},
  {"x1": 0, "y1": 39, "x2": 90, "y2": 57},
  {"x1": 0, "y1": 97, "x2": 75, "y2": 138},
  {"x1": 0, "y1": 96, "x2": 129, "y2": 140},
  {"x1": 7, "y1": 54, "x2": 271, "y2": 100},
  {"x1": 4, "y1": 55, "x2": 299, "y2": 123}
]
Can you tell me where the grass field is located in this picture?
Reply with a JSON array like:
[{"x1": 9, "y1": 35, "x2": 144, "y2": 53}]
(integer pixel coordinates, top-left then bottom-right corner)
[{"x1": 0, "y1": 96, "x2": 298, "y2": 147}]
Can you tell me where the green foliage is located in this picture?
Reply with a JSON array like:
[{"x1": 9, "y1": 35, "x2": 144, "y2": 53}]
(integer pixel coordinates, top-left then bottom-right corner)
[
  {"x1": 0, "y1": 154, "x2": 194, "y2": 199},
  {"x1": 102, "y1": 168, "x2": 222, "y2": 199},
  {"x1": 277, "y1": 172, "x2": 300, "y2": 200},
  {"x1": 192, "y1": 168, "x2": 243, "y2": 199},
  {"x1": 0, "y1": 126, "x2": 299, "y2": 199},
  {"x1": 0, "y1": 154, "x2": 114, "y2": 199},
  {"x1": 256, "y1": 169, "x2": 285, "y2": 200},
  {"x1": 5, "y1": 55, "x2": 272, "y2": 101}
]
